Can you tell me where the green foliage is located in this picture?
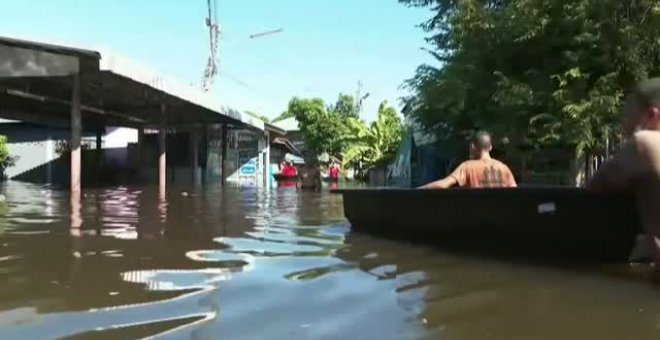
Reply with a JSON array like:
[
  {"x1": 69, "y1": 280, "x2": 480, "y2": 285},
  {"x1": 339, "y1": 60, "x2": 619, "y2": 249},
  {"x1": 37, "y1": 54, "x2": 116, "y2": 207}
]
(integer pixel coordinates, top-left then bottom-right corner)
[
  {"x1": 0, "y1": 135, "x2": 15, "y2": 177},
  {"x1": 279, "y1": 96, "x2": 404, "y2": 171},
  {"x1": 272, "y1": 111, "x2": 293, "y2": 123},
  {"x1": 342, "y1": 101, "x2": 404, "y2": 169},
  {"x1": 332, "y1": 93, "x2": 359, "y2": 119},
  {"x1": 400, "y1": 0, "x2": 660, "y2": 156},
  {"x1": 285, "y1": 97, "x2": 348, "y2": 156}
]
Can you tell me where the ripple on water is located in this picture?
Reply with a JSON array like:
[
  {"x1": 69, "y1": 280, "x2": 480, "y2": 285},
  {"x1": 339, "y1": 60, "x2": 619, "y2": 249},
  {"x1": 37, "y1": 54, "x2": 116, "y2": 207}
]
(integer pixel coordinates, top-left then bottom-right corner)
[
  {"x1": 121, "y1": 268, "x2": 232, "y2": 291},
  {"x1": 244, "y1": 230, "x2": 344, "y2": 248},
  {"x1": 214, "y1": 237, "x2": 329, "y2": 257},
  {"x1": 186, "y1": 251, "x2": 255, "y2": 271},
  {"x1": 0, "y1": 183, "x2": 431, "y2": 339},
  {"x1": 284, "y1": 262, "x2": 357, "y2": 281}
]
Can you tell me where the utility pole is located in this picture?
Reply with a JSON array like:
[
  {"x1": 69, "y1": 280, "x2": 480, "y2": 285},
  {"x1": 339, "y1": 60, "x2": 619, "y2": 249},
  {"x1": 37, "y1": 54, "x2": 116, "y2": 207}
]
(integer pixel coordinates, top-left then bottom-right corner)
[
  {"x1": 355, "y1": 80, "x2": 370, "y2": 115},
  {"x1": 203, "y1": 0, "x2": 220, "y2": 92}
]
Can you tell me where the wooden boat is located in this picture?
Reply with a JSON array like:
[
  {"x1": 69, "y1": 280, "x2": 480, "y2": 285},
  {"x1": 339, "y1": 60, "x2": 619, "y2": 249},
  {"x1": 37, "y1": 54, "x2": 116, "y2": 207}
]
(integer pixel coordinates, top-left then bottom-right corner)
[
  {"x1": 273, "y1": 173, "x2": 299, "y2": 181},
  {"x1": 332, "y1": 188, "x2": 640, "y2": 262}
]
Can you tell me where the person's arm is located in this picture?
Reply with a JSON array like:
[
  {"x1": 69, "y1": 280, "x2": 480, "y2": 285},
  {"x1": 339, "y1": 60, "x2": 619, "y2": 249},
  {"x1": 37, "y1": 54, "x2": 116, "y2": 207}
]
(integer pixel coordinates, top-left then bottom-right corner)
[
  {"x1": 588, "y1": 135, "x2": 648, "y2": 192},
  {"x1": 418, "y1": 162, "x2": 466, "y2": 189},
  {"x1": 315, "y1": 169, "x2": 322, "y2": 192},
  {"x1": 505, "y1": 167, "x2": 517, "y2": 188},
  {"x1": 588, "y1": 156, "x2": 629, "y2": 192},
  {"x1": 418, "y1": 176, "x2": 458, "y2": 189}
]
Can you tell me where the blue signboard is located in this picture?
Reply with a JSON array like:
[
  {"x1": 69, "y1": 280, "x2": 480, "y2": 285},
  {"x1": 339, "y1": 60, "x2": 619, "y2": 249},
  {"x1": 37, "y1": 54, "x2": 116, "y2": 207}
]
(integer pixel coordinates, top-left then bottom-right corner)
[{"x1": 240, "y1": 165, "x2": 256, "y2": 175}]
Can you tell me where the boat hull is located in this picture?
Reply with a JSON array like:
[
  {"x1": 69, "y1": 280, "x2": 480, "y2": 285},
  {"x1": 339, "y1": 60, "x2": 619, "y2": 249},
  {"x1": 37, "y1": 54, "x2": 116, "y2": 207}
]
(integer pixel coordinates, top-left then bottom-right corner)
[
  {"x1": 333, "y1": 188, "x2": 640, "y2": 262},
  {"x1": 273, "y1": 174, "x2": 299, "y2": 182}
]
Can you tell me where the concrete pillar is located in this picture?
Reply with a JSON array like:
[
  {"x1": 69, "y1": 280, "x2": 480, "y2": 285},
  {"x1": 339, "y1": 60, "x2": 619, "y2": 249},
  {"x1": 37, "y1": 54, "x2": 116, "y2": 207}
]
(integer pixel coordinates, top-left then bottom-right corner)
[
  {"x1": 96, "y1": 128, "x2": 103, "y2": 167},
  {"x1": 191, "y1": 127, "x2": 200, "y2": 186},
  {"x1": 264, "y1": 131, "x2": 270, "y2": 189},
  {"x1": 96, "y1": 129, "x2": 103, "y2": 151},
  {"x1": 70, "y1": 74, "x2": 82, "y2": 228},
  {"x1": 46, "y1": 134, "x2": 54, "y2": 184},
  {"x1": 221, "y1": 123, "x2": 228, "y2": 186},
  {"x1": 201, "y1": 125, "x2": 208, "y2": 185},
  {"x1": 159, "y1": 104, "x2": 167, "y2": 200},
  {"x1": 137, "y1": 127, "x2": 144, "y2": 174}
]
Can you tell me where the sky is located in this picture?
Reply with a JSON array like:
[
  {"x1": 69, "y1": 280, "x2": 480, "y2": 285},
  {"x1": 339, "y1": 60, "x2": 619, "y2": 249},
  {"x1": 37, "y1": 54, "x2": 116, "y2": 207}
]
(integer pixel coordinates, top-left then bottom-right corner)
[{"x1": 0, "y1": 0, "x2": 435, "y2": 122}]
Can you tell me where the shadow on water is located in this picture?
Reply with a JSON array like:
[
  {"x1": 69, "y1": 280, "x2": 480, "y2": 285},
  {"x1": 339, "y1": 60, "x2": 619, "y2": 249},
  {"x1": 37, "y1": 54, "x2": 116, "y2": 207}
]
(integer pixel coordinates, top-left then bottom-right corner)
[{"x1": 0, "y1": 181, "x2": 658, "y2": 339}]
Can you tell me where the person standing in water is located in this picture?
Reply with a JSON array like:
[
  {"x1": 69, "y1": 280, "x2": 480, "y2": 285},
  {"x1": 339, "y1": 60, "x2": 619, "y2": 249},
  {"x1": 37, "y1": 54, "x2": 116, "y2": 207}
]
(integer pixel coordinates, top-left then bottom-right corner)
[
  {"x1": 419, "y1": 131, "x2": 517, "y2": 189},
  {"x1": 589, "y1": 78, "x2": 660, "y2": 266},
  {"x1": 298, "y1": 159, "x2": 322, "y2": 192},
  {"x1": 328, "y1": 161, "x2": 340, "y2": 183},
  {"x1": 281, "y1": 161, "x2": 298, "y2": 177}
]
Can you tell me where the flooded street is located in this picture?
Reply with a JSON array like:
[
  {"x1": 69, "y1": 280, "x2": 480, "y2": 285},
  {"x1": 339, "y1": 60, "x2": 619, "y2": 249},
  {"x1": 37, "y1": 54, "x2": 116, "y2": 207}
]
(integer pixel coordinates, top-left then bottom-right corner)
[{"x1": 0, "y1": 181, "x2": 660, "y2": 339}]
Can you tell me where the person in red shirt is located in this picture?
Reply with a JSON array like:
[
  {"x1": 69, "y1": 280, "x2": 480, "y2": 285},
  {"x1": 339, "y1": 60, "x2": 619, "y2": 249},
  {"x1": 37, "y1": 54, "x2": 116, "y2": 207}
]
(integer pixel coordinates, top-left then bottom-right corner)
[
  {"x1": 281, "y1": 161, "x2": 298, "y2": 177},
  {"x1": 328, "y1": 161, "x2": 340, "y2": 182}
]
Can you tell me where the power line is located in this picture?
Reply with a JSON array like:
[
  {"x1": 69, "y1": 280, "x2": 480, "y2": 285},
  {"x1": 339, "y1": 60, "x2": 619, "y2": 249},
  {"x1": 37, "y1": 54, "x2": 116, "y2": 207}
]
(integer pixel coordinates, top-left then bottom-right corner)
[{"x1": 249, "y1": 29, "x2": 284, "y2": 39}]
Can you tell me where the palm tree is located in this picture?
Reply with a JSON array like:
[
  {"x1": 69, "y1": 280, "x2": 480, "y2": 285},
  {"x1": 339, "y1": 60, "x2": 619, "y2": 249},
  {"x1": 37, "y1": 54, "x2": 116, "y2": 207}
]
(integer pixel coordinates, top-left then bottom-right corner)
[{"x1": 341, "y1": 102, "x2": 403, "y2": 172}]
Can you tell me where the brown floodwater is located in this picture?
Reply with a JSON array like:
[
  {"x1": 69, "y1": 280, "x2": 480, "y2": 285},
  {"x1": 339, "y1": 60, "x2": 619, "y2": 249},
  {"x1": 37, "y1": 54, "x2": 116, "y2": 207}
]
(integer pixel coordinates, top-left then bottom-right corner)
[{"x1": 0, "y1": 181, "x2": 660, "y2": 339}]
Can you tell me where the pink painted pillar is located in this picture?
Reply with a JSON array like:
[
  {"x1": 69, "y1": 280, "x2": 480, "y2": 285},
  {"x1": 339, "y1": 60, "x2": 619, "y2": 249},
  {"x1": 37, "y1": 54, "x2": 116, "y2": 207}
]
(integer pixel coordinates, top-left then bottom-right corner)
[
  {"x1": 70, "y1": 74, "x2": 82, "y2": 228},
  {"x1": 71, "y1": 74, "x2": 82, "y2": 196},
  {"x1": 159, "y1": 105, "x2": 167, "y2": 200}
]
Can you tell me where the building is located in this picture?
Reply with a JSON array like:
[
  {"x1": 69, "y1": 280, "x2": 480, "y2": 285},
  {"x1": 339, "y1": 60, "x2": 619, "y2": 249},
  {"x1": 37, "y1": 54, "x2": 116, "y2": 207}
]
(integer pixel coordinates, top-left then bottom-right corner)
[
  {"x1": 0, "y1": 35, "x2": 273, "y2": 194},
  {"x1": 385, "y1": 100, "x2": 464, "y2": 187},
  {"x1": 271, "y1": 117, "x2": 304, "y2": 155}
]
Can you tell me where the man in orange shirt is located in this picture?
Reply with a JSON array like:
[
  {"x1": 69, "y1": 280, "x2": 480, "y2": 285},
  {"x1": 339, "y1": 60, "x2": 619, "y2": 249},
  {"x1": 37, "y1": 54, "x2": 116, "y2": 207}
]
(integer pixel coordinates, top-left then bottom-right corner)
[{"x1": 419, "y1": 131, "x2": 517, "y2": 189}]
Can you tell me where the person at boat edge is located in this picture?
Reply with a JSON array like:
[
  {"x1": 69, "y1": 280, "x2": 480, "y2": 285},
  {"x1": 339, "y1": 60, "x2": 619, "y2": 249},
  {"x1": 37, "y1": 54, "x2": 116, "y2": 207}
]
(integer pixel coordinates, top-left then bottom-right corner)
[
  {"x1": 298, "y1": 158, "x2": 322, "y2": 192},
  {"x1": 281, "y1": 160, "x2": 298, "y2": 177},
  {"x1": 418, "y1": 130, "x2": 517, "y2": 189},
  {"x1": 588, "y1": 77, "x2": 660, "y2": 266}
]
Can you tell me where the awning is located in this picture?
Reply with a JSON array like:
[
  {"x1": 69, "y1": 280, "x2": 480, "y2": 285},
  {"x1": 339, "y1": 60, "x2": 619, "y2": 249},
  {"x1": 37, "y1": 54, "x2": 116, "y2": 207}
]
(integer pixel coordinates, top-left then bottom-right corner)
[
  {"x1": 284, "y1": 153, "x2": 305, "y2": 165},
  {"x1": 272, "y1": 137, "x2": 302, "y2": 156},
  {"x1": 0, "y1": 36, "x2": 264, "y2": 131}
]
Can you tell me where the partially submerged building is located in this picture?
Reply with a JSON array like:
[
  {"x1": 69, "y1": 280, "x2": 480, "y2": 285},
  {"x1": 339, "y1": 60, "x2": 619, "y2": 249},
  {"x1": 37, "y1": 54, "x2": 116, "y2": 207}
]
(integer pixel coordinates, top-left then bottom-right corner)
[
  {"x1": 0, "y1": 35, "x2": 275, "y2": 193},
  {"x1": 385, "y1": 100, "x2": 464, "y2": 187}
]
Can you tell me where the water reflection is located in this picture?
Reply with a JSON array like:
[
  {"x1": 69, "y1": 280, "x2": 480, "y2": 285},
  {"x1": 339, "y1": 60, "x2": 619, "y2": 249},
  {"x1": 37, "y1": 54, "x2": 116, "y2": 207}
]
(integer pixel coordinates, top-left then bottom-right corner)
[{"x1": 0, "y1": 181, "x2": 659, "y2": 339}]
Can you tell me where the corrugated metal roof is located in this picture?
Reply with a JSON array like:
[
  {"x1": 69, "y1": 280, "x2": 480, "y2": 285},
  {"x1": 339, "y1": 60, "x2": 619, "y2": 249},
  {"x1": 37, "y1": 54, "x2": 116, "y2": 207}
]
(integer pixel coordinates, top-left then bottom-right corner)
[
  {"x1": 0, "y1": 35, "x2": 100, "y2": 59},
  {"x1": 271, "y1": 117, "x2": 299, "y2": 132},
  {"x1": 0, "y1": 36, "x2": 265, "y2": 131}
]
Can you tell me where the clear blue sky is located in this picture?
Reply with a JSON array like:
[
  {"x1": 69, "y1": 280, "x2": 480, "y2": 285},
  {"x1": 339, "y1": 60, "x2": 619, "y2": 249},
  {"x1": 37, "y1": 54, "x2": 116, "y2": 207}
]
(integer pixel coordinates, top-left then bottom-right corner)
[{"x1": 0, "y1": 0, "x2": 434, "y2": 122}]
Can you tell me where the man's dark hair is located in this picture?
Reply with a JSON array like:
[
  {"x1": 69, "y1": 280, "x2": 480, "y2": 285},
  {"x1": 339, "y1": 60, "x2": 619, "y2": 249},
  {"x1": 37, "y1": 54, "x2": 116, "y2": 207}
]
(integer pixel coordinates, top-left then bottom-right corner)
[
  {"x1": 633, "y1": 77, "x2": 660, "y2": 107},
  {"x1": 470, "y1": 130, "x2": 492, "y2": 150}
]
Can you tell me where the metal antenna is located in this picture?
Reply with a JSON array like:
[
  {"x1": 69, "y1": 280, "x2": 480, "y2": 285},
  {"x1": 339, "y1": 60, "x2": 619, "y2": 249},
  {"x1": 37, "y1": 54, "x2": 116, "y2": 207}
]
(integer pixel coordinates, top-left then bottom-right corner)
[{"x1": 202, "y1": 0, "x2": 220, "y2": 92}]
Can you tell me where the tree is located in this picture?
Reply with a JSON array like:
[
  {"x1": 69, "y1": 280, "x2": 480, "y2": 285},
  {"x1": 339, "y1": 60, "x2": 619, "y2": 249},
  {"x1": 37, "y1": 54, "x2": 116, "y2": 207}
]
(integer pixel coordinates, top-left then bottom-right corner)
[
  {"x1": 284, "y1": 97, "x2": 347, "y2": 157},
  {"x1": 342, "y1": 101, "x2": 404, "y2": 169},
  {"x1": 271, "y1": 110, "x2": 293, "y2": 123},
  {"x1": 332, "y1": 93, "x2": 359, "y2": 119},
  {"x1": 400, "y1": 0, "x2": 660, "y2": 160},
  {"x1": 0, "y1": 135, "x2": 16, "y2": 178}
]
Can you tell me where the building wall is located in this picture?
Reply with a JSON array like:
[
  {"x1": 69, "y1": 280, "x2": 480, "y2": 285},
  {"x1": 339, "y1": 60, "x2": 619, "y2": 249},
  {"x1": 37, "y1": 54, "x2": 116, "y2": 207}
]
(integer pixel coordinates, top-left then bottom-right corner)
[
  {"x1": 0, "y1": 123, "x2": 135, "y2": 184},
  {"x1": 0, "y1": 123, "x2": 91, "y2": 182},
  {"x1": 0, "y1": 122, "x2": 271, "y2": 188}
]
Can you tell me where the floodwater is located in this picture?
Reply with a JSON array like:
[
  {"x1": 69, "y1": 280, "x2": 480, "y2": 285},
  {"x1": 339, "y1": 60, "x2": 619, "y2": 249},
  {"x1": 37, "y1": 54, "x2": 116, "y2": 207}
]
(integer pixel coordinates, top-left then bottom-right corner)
[{"x1": 0, "y1": 181, "x2": 660, "y2": 340}]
